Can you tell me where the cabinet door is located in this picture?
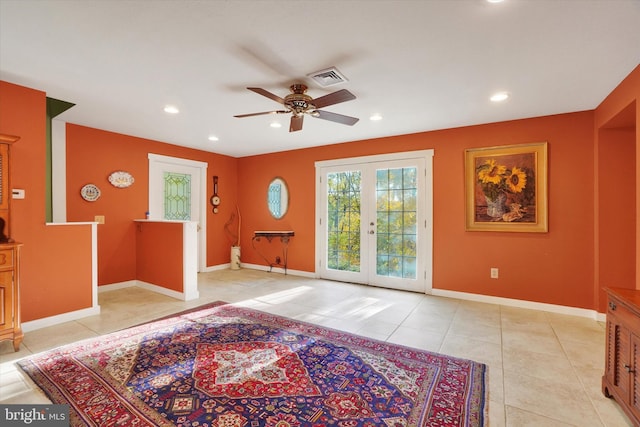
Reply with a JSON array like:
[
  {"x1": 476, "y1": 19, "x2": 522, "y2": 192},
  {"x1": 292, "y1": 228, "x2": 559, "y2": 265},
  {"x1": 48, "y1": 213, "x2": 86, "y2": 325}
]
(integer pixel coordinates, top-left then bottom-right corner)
[
  {"x1": 611, "y1": 320, "x2": 632, "y2": 401},
  {"x1": 631, "y1": 333, "x2": 640, "y2": 420},
  {"x1": 0, "y1": 270, "x2": 14, "y2": 332}
]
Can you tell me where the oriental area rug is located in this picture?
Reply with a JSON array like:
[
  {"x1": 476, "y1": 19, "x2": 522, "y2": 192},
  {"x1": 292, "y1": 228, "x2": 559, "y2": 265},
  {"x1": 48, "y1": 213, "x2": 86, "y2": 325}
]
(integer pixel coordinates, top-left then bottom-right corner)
[{"x1": 18, "y1": 302, "x2": 487, "y2": 427}]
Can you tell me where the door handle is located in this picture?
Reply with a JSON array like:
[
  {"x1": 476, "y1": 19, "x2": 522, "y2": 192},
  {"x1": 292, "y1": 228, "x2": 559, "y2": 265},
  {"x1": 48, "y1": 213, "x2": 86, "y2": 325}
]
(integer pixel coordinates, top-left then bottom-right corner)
[{"x1": 624, "y1": 364, "x2": 635, "y2": 373}]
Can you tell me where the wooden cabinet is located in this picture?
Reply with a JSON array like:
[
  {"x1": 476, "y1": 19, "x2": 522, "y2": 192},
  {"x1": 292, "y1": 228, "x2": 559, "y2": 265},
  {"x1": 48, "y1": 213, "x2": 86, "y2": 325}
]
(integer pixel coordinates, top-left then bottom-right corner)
[
  {"x1": 0, "y1": 133, "x2": 18, "y2": 240},
  {"x1": 603, "y1": 288, "x2": 640, "y2": 426},
  {"x1": 0, "y1": 243, "x2": 22, "y2": 351},
  {"x1": 0, "y1": 133, "x2": 22, "y2": 351}
]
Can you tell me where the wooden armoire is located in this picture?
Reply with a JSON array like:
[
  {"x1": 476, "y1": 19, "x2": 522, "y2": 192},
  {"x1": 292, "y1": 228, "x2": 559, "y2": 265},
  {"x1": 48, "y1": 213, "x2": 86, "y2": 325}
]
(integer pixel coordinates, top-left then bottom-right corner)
[{"x1": 0, "y1": 133, "x2": 23, "y2": 351}]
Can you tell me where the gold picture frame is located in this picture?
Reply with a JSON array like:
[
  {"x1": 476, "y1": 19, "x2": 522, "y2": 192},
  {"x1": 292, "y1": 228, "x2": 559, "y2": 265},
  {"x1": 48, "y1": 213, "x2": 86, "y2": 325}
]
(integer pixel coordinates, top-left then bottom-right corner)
[{"x1": 465, "y1": 142, "x2": 548, "y2": 232}]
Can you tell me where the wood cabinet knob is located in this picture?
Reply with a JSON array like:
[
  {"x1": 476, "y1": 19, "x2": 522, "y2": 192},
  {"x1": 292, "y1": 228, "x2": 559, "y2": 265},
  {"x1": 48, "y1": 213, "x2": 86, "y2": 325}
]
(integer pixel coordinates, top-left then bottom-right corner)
[{"x1": 609, "y1": 301, "x2": 617, "y2": 311}]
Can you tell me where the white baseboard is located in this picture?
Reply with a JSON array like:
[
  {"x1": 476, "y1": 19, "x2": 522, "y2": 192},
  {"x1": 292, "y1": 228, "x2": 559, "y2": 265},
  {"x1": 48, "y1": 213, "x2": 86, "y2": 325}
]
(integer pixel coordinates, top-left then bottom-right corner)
[
  {"x1": 240, "y1": 263, "x2": 317, "y2": 278},
  {"x1": 431, "y1": 288, "x2": 606, "y2": 321},
  {"x1": 22, "y1": 306, "x2": 101, "y2": 333},
  {"x1": 135, "y1": 280, "x2": 199, "y2": 301},
  {"x1": 201, "y1": 263, "x2": 231, "y2": 272},
  {"x1": 99, "y1": 279, "x2": 199, "y2": 301},
  {"x1": 98, "y1": 280, "x2": 137, "y2": 293}
]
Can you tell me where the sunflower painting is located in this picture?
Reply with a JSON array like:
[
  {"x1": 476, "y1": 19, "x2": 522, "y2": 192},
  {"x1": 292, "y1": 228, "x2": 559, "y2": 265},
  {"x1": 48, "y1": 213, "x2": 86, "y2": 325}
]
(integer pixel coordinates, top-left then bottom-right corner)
[{"x1": 465, "y1": 142, "x2": 548, "y2": 232}]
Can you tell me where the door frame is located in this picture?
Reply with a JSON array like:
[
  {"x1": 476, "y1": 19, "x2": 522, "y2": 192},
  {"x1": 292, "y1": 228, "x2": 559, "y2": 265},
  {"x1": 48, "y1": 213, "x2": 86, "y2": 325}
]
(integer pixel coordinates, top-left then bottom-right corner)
[
  {"x1": 148, "y1": 153, "x2": 208, "y2": 272},
  {"x1": 315, "y1": 149, "x2": 434, "y2": 293}
]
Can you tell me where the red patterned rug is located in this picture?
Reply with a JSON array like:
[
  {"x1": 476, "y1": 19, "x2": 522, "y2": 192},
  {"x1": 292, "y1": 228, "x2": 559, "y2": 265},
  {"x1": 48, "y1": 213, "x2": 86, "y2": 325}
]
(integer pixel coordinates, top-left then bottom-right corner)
[{"x1": 18, "y1": 302, "x2": 487, "y2": 426}]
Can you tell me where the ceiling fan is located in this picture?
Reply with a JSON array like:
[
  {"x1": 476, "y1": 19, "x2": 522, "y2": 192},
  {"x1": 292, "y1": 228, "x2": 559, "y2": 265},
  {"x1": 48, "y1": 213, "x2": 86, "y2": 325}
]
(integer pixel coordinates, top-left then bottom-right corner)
[{"x1": 234, "y1": 84, "x2": 359, "y2": 132}]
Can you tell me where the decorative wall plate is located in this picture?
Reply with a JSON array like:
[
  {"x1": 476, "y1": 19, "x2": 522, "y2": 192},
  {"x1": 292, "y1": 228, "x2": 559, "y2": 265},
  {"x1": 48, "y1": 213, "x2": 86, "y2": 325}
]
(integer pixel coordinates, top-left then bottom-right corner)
[
  {"x1": 108, "y1": 171, "x2": 134, "y2": 188},
  {"x1": 80, "y1": 184, "x2": 101, "y2": 201}
]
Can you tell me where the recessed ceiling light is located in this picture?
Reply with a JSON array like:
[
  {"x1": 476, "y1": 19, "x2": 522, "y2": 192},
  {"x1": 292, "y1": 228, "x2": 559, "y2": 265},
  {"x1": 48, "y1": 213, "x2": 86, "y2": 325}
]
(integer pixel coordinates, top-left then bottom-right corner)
[
  {"x1": 270, "y1": 122, "x2": 282, "y2": 128},
  {"x1": 487, "y1": 0, "x2": 505, "y2": 3},
  {"x1": 370, "y1": 114, "x2": 383, "y2": 121},
  {"x1": 208, "y1": 135, "x2": 219, "y2": 142},
  {"x1": 490, "y1": 92, "x2": 510, "y2": 102},
  {"x1": 163, "y1": 105, "x2": 179, "y2": 114}
]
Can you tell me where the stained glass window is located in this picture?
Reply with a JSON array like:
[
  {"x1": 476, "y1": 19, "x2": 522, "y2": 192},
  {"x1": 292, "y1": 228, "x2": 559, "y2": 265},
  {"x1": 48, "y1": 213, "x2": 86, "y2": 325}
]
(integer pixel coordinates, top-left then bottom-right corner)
[
  {"x1": 268, "y1": 182, "x2": 282, "y2": 218},
  {"x1": 164, "y1": 172, "x2": 191, "y2": 220}
]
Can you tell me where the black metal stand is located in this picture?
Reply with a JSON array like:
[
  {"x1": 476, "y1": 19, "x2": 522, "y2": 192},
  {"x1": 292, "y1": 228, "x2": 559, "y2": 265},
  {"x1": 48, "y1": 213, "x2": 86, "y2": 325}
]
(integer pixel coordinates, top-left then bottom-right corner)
[{"x1": 252, "y1": 231, "x2": 294, "y2": 274}]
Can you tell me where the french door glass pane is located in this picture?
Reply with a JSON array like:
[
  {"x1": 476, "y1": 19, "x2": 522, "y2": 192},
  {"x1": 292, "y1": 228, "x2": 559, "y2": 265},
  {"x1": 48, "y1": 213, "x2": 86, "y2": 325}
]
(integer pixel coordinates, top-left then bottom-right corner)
[
  {"x1": 164, "y1": 172, "x2": 191, "y2": 220},
  {"x1": 375, "y1": 167, "x2": 417, "y2": 279},
  {"x1": 327, "y1": 171, "x2": 361, "y2": 272}
]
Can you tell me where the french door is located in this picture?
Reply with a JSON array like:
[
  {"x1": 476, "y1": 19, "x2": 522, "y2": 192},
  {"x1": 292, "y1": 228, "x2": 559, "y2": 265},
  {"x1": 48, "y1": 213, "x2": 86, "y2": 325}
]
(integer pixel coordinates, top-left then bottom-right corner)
[{"x1": 316, "y1": 151, "x2": 433, "y2": 293}]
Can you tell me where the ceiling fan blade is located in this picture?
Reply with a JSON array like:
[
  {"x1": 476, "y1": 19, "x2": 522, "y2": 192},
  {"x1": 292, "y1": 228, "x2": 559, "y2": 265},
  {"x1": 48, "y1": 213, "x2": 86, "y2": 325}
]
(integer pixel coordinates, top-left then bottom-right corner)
[
  {"x1": 312, "y1": 89, "x2": 356, "y2": 109},
  {"x1": 247, "y1": 87, "x2": 285, "y2": 104},
  {"x1": 315, "y1": 110, "x2": 359, "y2": 126},
  {"x1": 290, "y1": 115, "x2": 303, "y2": 132},
  {"x1": 234, "y1": 110, "x2": 288, "y2": 118}
]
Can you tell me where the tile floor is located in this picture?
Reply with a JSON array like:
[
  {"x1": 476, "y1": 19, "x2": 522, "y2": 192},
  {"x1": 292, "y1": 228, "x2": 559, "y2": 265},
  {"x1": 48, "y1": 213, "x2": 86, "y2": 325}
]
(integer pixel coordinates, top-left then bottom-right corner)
[{"x1": 0, "y1": 269, "x2": 632, "y2": 426}]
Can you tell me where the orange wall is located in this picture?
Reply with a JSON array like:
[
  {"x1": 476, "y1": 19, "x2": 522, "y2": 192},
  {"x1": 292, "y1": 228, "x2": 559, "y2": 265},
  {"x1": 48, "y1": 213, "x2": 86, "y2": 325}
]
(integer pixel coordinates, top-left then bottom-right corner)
[
  {"x1": 136, "y1": 221, "x2": 183, "y2": 292},
  {"x1": 2, "y1": 64, "x2": 638, "y2": 322},
  {"x1": 594, "y1": 64, "x2": 640, "y2": 311},
  {"x1": 238, "y1": 111, "x2": 596, "y2": 309},
  {"x1": 66, "y1": 124, "x2": 238, "y2": 285},
  {"x1": 0, "y1": 81, "x2": 94, "y2": 322}
]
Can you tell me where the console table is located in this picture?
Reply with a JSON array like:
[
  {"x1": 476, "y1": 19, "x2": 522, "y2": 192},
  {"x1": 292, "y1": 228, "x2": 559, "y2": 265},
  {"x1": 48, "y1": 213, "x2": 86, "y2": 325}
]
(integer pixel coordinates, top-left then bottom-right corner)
[{"x1": 252, "y1": 231, "x2": 294, "y2": 274}]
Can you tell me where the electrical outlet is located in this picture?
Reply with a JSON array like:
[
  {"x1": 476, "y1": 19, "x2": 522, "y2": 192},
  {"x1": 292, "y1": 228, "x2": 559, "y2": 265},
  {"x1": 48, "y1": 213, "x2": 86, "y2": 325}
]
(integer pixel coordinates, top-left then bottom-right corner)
[
  {"x1": 95, "y1": 215, "x2": 105, "y2": 224},
  {"x1": 490, "y1": 268, "x2": 499, "y2": 279}
]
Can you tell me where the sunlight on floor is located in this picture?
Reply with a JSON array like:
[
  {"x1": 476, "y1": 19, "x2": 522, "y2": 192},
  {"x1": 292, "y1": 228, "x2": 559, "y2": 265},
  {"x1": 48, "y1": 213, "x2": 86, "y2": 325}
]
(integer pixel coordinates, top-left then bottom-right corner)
[{"x1": 0, "y1": 269, "x2": 633, "y2": 426}]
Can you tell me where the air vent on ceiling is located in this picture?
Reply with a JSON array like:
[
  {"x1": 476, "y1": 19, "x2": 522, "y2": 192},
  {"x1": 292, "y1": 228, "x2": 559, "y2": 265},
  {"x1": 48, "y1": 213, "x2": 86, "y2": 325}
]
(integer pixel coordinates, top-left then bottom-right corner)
[{"x1": 307, "y1": 67, "x2": 348, "y2": 87}]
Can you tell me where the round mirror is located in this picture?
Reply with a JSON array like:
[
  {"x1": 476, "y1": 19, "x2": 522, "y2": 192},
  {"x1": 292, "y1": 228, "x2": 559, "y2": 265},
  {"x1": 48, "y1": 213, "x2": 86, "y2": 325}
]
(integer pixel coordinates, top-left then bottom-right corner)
[{"x1": 267, "y1": 177, "x2": 289, "y2": 219}]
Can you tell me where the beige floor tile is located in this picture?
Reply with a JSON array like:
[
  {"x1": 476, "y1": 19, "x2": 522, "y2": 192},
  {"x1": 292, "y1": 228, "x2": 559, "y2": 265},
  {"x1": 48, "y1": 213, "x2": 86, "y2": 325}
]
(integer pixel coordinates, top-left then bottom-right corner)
[
  {"x1": 0, "y1": 268, "x2": 616, "y2": 426},
  {"x1": 560, "y1": 337, "x2": 606, "y2": 371},
  {"x1": 488, "y1": 398, "x2": 505, "y2": 427},
  {"x1": 387, "y1": 325, "x2": 445, "y2": 352},
  {"x1": 21, "y1": 321, "x2": 99, "y2": 354},
  {"x1": 400, "y1": 309, "x2": 454, "y2": 333},
  {"x1": 501, "y1": 327, "x2": 565, "y2": 356},
  {"x1": 504, "y1": 371, "x2": 603, "y2": 426},
  {"x1": 448, "y1": 318, "x2": 502, "y2": 345},
  {"x1": 505, "y1": 405, "x2": 575, "y2": 426},
  {"x1": 502, "y1": 347, "x2": 575, "y2": 382}
]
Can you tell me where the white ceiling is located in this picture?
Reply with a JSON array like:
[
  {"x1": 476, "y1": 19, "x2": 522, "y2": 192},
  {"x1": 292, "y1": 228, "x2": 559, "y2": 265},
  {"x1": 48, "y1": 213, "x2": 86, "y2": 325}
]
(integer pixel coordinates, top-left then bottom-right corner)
[{"x1": 1, "y1": 0, "x2": 639, "y2": 158}]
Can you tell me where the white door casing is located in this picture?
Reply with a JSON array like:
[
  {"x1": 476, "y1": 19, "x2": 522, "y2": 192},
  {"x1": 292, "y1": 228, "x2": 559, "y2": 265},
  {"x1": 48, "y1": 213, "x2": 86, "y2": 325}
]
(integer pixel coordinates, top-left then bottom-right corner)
[
  {"x1": 315, "y1": 150, "x2": 433, "y2": 293},
  {"x1": 148, "y1": 153, "x2": 208, "y2": 272}
]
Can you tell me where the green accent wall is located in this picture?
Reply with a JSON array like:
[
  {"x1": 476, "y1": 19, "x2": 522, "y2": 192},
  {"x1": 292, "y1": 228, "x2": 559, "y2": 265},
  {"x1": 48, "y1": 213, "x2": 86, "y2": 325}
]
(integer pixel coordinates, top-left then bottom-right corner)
[{"x1": 46, "y1": 97, "x2": 75, "y2": 222}]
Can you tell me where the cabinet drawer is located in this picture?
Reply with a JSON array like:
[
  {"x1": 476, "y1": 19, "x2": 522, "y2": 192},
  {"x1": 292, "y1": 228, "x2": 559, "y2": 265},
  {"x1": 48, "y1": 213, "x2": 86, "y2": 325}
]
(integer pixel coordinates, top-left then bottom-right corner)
[
  {"x1": 0, "y1": 249, "x2": 13, "y2": 270},
  {"x1": 609, "y1": 297, "x2": 640, "y2": 332}
]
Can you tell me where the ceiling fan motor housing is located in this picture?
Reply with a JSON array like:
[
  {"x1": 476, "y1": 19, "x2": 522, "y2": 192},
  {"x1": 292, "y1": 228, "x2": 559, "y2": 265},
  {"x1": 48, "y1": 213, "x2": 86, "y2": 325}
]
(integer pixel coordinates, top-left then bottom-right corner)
[{"x1": 284, "y1": 84, "x2": 316, "y2": 115}]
